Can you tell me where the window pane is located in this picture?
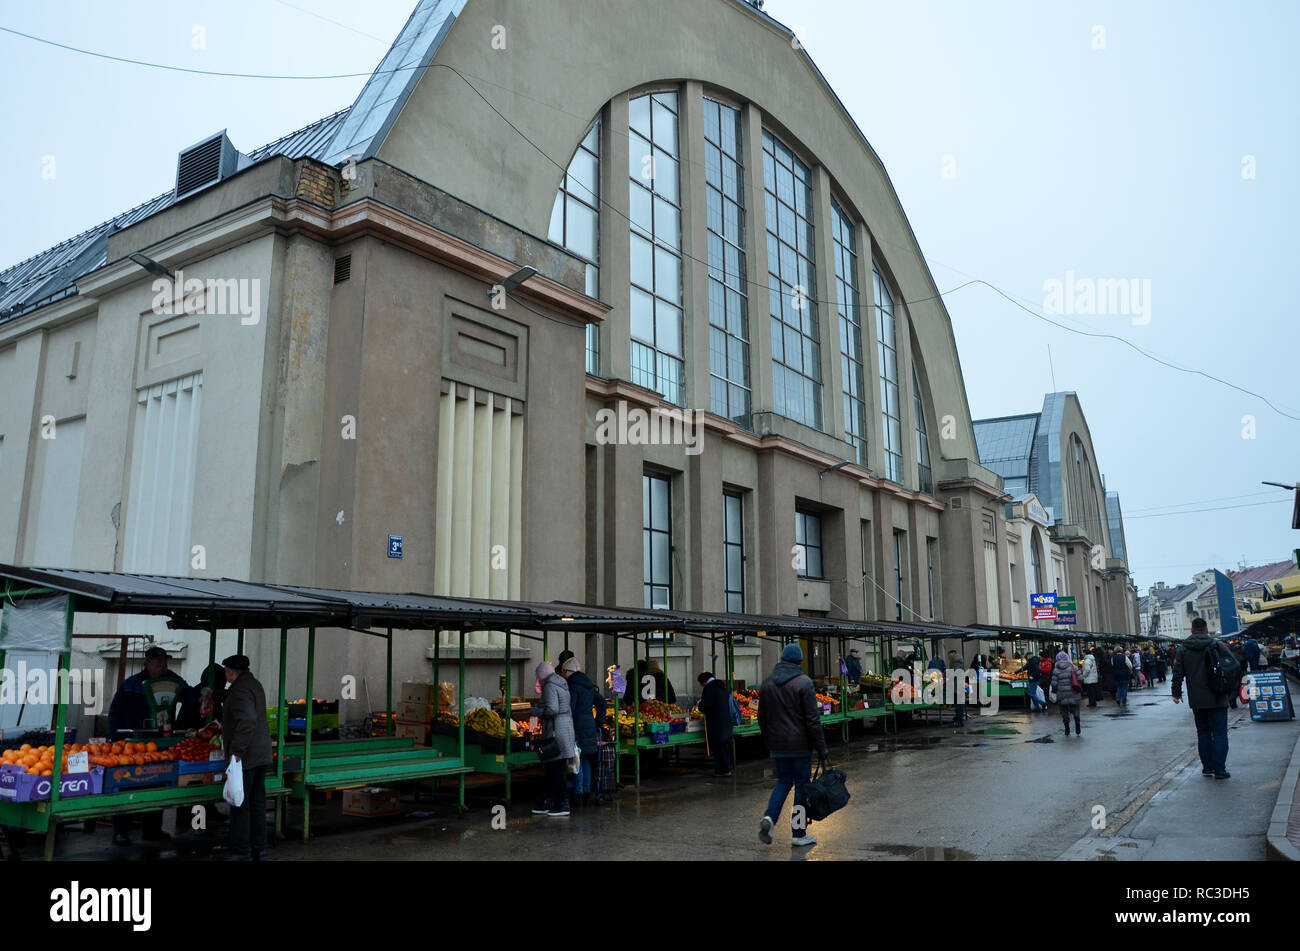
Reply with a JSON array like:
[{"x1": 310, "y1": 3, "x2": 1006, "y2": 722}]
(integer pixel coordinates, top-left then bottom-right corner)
[
  {"x1": 629, "y1": 95, "x2": 651, "y2": 139},
  {"x1": 630, "y1": 287, "x2": 655, "y2": 344},
  {"x1": 652, "y1": 98, "x2": 678, "y2": 151},
  {"x1": 655, "y1": 299, "x2": 682, "y2": 356},
  {"x1": 548, "y1": 191, "x2": 564, "y2": 244},
  {"x1": 568, "y1": 149, "x2": 599, "y2": 205},
  {"x1": 652, "y1": 150, "x2": 679, "y2": 203},
  {"x1": 630, "y1": 183, "x2": 653, "y2": 238},
  {"x1": 654, "y1": 246, "x2": 681, "y2": 304},
  {"x1": 629, "y1": 132, "x2": 652, "y2": 183},
  {"x1": 726, "y1": 545, "x2": 742, "y2": 587},
  {"x1": 566, "y1": 197, "x2": 597, "y2": 261},
  {"x1": 651, "y1": 476, "x2": 670, "y2": 528},
  {"x1": 725, "y1": 494, "x2": 741, "y2": 540},
  {"x1": 652, "y1": 532, "x2": 670, "y2": 581},
  {"x1": 630, "y1": 233, "x2": 654, "y2": 290},
  {"x1": 654, "y1": 197, "x2": 681, "y2": 251}
]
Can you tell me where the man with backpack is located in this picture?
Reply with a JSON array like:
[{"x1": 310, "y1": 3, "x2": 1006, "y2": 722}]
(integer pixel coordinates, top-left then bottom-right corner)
[
  {"x1": 696, "y1": 671, "x2": 736, "y2": 777},
  {"x1": 1172, "y1": 618, "x2": 1239, "y2": 779},
  {"x1": 756, "y1": 643, "x2": 830, "y2": 848}
]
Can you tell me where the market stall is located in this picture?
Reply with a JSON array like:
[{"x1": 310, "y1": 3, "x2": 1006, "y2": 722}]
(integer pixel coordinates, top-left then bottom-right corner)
[{"x1": 0, "y1": 567, "x2": 520, "y2": 856}]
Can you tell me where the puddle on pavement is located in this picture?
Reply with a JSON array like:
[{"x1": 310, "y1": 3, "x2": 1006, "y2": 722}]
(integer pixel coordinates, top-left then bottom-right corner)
[
  {"x1": 1027, "y1": 735, "x2": 1055, "y2": 743},
  {"x1": 874, "y1": 737, "x2": 944, "y2": 752},
  {"x1": 1141, "y1": 703, "x2": 1159, "y2": 707},
  {"x1": 866, "y1": 843, "x2": 976, "y2": 861},
  {"x1": 961, "y1": 727, "x2": 1021, "y2": 736},
  {"x1": 955, "y1": 742, "x2": 990, "y2": 747},
  {"x1": 908, "y1": 846, "x2": 976, "y2": 861}
]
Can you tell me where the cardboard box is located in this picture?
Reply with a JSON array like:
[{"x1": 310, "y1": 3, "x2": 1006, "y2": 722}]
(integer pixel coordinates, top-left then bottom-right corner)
[
  {"x1": 401, "y1": 682, "x2": 434, "y2": 705},
  {"x1": 396, "y1": 700, "x2": 433, "y2": 722},
  {"x1": 101, "y1": 761, "x2": 178, "y2": 793},
  {"x1": 342, "y1": 787, "x2": 401, "y2": 818},
  {"x1": 0, "y1": 765, "x2": 103, "y2": 802},
  {"x1": 394, "y1": 719, "x2": 428, "y2": 746}
]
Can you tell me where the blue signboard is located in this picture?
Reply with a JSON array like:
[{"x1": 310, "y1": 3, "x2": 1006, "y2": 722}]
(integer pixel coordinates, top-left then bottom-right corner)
[
  {"x1": 1214, "y1": 569, "x2": 1239, "y2": 635},
  {"x1": 387, "y1": 534, "x2": 403, "y2": 559},
  {"x1": 1030, "y1": 592, "x2": 1057, "y2": 607},
  {"x1": 1054, "y1": 611, "x2": 1077, "y2": 625}
]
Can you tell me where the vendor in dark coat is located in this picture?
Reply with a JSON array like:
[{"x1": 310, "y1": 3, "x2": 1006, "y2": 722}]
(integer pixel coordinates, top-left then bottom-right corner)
[
  {"x1": 844, "y1": 649, "x2": 863, "y2": 684},
  {"x1": 221, "y1": 654, "x2": 272, "y2": 861},
  {"x1": 697, "y1": 671, "x2": 735, "y2": 776},
  {"x1": 107, "y1": 645, "x2": 187, "y2": 846},
  {"x1": 622, "y1": 658, "x2": 676, "y2": 706}
]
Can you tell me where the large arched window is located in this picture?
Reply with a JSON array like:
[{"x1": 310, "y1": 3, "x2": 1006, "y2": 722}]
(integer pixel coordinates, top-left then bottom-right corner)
[
  {"x1": 764, "y1": 130, "x2": 821, "y2": 430},
  {"x1": 704, "y1": 98, "x2": 751, "y2": 427},
  {"x1": 832, "y1": 199, "x2": 866, "y2": 464},
  {"x1": 548, "y1": 119, "x2": 601, "y2": 373},
  {"x1": 913, "y1": 366, "x2": 932, "y2": 494},
  {"x1": 874, "y1": 268, "x2": 903, "y2": 483},
  {"x1": 628, "y1": 92, "x2": 684, "y2": 405}
]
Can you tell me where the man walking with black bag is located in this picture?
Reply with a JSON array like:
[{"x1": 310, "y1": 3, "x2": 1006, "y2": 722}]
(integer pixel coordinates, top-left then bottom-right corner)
[
  {"x1": 756, "y1": 643, "x2": 830, "y2": 848},
  {"x1": 1172, "y1": 619, "x2": 1238, "y2": 780}
]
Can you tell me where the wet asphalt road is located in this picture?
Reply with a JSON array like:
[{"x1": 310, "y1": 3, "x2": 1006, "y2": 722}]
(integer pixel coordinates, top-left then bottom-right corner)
[{"x1": 24, "y1": 685, "x2": 1299, "y2": 861}]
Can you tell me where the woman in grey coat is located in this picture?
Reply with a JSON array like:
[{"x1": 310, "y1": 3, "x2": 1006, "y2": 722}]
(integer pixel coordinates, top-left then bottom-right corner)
[
  {"x1": 532, "y1": 661, "x2": 576, "y2": 817},
  {"x1": 1050, "y1": 651, "x2": 1083, "y2": 737}
]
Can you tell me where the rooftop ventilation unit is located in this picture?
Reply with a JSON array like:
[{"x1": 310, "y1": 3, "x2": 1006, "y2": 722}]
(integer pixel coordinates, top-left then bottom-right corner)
[{"x1": 175, "y1": 131, "x2": 240, "y2": 199}]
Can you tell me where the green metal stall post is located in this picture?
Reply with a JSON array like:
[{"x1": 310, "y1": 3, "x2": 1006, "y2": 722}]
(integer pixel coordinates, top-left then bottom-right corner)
[
  {"x1": 386, "y1": 627, "x2": 394, "y2": 737},
  {"x1": 301, "y1": 625, "x2": 316, "y2": 842},
  {"x1": 458, "y1": 628, "x2": 466, "y2": 812},
  {"x1": 43, "y1": 594, "x2": 75, "y2": 860},
  {"x1": 275, "y1": 626, "x2": 287, "y2": 840},
  {"x1": 504, "y1": 628, "x2": 512, "y2": 804}
]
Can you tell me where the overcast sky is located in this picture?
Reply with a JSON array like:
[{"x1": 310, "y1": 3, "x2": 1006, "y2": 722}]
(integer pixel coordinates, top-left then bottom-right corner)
[{"x1": 2, "y1": 0, "x2": 1297, "y2": 592}]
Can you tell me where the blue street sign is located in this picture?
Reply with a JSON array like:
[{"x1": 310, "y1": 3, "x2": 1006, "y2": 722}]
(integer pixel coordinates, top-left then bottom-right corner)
[
  {"x1": 1054, "y1": 611, "x2": 1077, "y2": 625},
  {"x1": 1030, "y1": 592, "x2": 1058, "y2": 607},
  {"x1": 388, "y1": 535, "x2": 403, "y2": 558}
]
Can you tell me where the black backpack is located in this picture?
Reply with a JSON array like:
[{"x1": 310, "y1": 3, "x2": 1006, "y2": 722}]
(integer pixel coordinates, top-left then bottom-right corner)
[{"x1": 1204, "y1": 641, "x2": 1241, "y2": 696}]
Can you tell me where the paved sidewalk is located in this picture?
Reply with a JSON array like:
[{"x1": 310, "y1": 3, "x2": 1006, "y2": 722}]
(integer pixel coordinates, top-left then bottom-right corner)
[{"x1": 15, "y1": 688, "x2": 1298, "y2": 861}]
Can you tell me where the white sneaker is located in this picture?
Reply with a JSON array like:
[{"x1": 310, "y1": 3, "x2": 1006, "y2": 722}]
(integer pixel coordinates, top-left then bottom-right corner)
[
  {"x1": 792, "y1": 834, "x2": 818, "y2": 847},
  {"x1": 758, "y1": 816, "x2": 773, "y2": 844}
]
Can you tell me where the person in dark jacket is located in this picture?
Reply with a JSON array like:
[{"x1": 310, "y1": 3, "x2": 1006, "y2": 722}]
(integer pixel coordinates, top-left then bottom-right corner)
[
  {"x1": 1050, "y1": 652, "x2": 1083, "y2": 736},
  {"x1": 221, "y1": 654, "x2": 273, "y2": 860},
  {"x1": 1244, "y1": 638, "x2": 1261, "y2": 672},
  {"x1": 843, "y1": 649, "x2": 863, "y2": 684},
  {"x1": 107, "y1": 646, "x2": 187, "y2": 846},
  {"x1": 1112, "y1": 648, "x2": 1133, "y2": 706},
  {"x1": 622, "y1": 659, "x2": 676, "y2": 706},
  {"x1": 1022, "y1": 652, "x2": 1044, "y2": 711},
  {"x1": 176, "y1": 662, "x2": 226, "y2": 730},
  {"x1": 697, "y1": 671, "x2": 735, "y2": 776},
  {"x1": 1172, "y1": 620, "x2": 1232, "y2": 779},
  {"x1": 757, "y1": 643, "x2": 830, "y2": 848},
  {"x1": 1100, "y1": 647, "x2": 1117, "y2": 699},
  {"x1": 560, "y1": 657, "x2": 605, "y2": 806}
]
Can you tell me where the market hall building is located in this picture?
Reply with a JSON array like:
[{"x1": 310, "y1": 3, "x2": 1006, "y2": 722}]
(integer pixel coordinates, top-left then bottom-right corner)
[
  {"x1": 0, "y1": 0, "x2": 1137, "y2": 728},
  {"x1": 973, "y1": 393, "x2": 1140, "y2": 638}
]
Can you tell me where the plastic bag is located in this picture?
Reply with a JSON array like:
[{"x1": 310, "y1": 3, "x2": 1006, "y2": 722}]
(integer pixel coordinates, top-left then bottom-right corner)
[
  {"x1": 438, "y1": 682, "x2": 455, "y2": 713},
  {"x1": 567, "y1": 745, "x2": 581, "y2": 774},
  {"x1": 223, "y1": 757, "x2": 245, "y2": 808},
  {"x1": 1031, "y1": 685, "x2": 1046, "y2": 706}
]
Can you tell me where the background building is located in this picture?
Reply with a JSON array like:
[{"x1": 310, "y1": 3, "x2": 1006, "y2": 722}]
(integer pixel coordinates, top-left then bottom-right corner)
[
  {"x1": 974, "y1": 392, "x2": 1139, "y2": 636},
  {"x1": 0, "y1": 0, "x2": 1135, "y2": 728}
]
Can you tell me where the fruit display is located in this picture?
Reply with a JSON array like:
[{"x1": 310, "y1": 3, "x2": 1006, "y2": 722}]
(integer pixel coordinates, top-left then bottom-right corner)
[
  {"x1": 169, "y1": 737, "x2": 220, "y2": 762},
  {"x1": 636, "y1": 701, "x2": 685, "y2": 722},
  {"x1": 860, "y1": 673, "x2": 888, "y2": 691},
  {"x1": 436, "y1": 711, "x2": 460, "y2": 727},
  {"x1": 890, "y1": 679, "x2": 918, "y2": 701},
  {"x1": 733, "y1": 689, "x2": 759, "y2": 718},
  {"x1": 814, "y1": 692, "x2": 840, "y2": 711},
  {"x1": 1, "y1": 740, "x2": 178, "y2": 774}
]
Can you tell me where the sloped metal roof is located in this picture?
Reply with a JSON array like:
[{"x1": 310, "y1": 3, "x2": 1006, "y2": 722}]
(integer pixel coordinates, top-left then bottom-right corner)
[
  {"x1": 973, "y1": 414, "x2": 1038, "y2": 482},
  {"x1": 321, "y1": 0, "x2": 467, "y2": 165},
  {"x1": 1105, "y1": 491, "x2": 1127, "y2": 562},
  {"x1": 0, "y1": 110, "x2": 350, "y2": 324}
]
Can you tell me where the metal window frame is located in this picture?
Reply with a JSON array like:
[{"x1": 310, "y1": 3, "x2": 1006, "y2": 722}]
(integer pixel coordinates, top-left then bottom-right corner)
[{"x1": 704, "y1": 97, "x2": 751, "y2": 427}]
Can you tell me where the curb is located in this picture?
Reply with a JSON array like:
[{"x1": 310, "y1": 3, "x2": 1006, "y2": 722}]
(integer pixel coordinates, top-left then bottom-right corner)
[{"x1": 1266, "y1": 734, "x2": 1300, "y2": 861}]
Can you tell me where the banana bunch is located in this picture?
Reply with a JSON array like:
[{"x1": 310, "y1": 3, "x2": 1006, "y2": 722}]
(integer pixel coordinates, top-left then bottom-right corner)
[{"x1": 466, "y1": 707, "x2": 506, "y2": 738}]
